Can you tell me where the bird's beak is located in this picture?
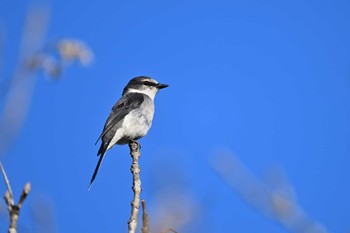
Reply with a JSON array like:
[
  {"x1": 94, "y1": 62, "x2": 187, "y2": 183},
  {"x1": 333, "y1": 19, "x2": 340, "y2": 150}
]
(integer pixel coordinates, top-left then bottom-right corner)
[{"x1": 157, "y1": 83, "x2": 169, "y2": 89}]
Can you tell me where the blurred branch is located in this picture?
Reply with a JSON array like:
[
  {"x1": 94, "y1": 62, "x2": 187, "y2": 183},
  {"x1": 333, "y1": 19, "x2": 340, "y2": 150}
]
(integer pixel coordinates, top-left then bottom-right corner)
[
  {"x1": 211, "y1": 151, "x2": 328, "y2": 233},
  {"x1": 0, "y1": 7, "x2": 50, "y2": 159},
  {"x1": 128, "y1": 140, "x2": 142, "y2": 233},
  {"x1": 0, "y1": 162, "x2": 31, "y2": 233},
  {"x1": 0, "y1": 4, "x2": 92, "y2": 233},
  {"x1": 0, "y1": 6, "x2": 93, "y2": 159},
  {"x1": 0, "y1": 5, "x2": 92, "y2": 233},
  {"x1": 26, "y1": 38, "x2": 94, "y2": 79},
  {"x1": 141, "y1": 199, "x2": 150, "y2": 233},
  {"x1": 31, "y1": 195, "x2": 59, "y2": 233},
  {"x1": 148, "y1": 153, "x2": 198, "y2": 233},
  {"x1": 56, "y1": 39, "x2": 93, "y2": 66},
  {"x1": 0, "y1": 27, "x2": 4, "y2": 80},
  {"x1": 161, "y1": 228, "x2": 178, "y2": 233}
]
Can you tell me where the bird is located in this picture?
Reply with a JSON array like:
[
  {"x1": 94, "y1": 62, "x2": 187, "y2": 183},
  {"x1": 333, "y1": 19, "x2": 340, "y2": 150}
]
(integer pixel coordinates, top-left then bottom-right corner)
[{"x1": 89, "y1": 76, "x2": 168, "y2": 190}]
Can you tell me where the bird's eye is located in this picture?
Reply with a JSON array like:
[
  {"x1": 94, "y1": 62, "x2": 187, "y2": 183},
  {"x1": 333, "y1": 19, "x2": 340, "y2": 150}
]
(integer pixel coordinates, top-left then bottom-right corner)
[{"x1": 143, "y1": 81, "x2": 157, "y2": 87}]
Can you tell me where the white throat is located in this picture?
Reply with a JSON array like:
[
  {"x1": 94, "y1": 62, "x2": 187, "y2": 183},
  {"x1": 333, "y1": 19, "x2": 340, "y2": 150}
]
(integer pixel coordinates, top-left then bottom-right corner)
[{"x1": 126, "y1": 88, "x2": 157, "y2": 100}]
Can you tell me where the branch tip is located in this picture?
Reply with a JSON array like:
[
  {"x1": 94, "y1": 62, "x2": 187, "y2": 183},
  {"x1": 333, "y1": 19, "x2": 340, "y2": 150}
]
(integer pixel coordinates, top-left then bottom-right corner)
[
  {"x1": 18, "y1": 182, "x2": 31, "y2": 208},
  {"x1": 23, "y1": 182, "x2": 31, "y2": 194}
]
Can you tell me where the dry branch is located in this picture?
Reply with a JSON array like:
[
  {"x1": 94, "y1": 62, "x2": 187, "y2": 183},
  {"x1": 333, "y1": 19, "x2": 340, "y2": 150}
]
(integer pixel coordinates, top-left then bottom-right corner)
[
  {"x1": 0, "y1": 162, "x2": 30, "y2": 233},
  {"x1": 141, "y1": 199, "x2": 150, "y2": 233},
  {"x1": 128, "y1": 140, "x2": 142, "y2": 233}
]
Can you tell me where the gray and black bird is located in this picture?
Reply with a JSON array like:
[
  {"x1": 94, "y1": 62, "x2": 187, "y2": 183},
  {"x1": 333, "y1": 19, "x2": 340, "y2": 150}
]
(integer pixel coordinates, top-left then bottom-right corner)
[{"x1": 89, "y1": 76, "x2": 168, "y2": 190}]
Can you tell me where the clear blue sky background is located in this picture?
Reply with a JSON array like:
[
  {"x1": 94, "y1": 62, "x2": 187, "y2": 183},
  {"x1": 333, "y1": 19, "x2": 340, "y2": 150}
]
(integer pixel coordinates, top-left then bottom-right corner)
[{"x1": 0, "y1": 0, "x2": 349, "y2": 232}]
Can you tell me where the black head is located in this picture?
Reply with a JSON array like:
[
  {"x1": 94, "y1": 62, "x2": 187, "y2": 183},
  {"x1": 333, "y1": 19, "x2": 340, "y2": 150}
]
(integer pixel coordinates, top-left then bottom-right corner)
[{"x1": 122, "y1": 76, "x2": 169, "y2": 97}]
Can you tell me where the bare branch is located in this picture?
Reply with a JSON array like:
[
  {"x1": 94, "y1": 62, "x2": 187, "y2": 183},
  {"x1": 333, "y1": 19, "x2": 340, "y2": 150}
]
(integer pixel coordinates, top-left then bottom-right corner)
[
  {"x1": 141, "y1": 199, "x2": 150, "y2": 233},
  {"x1": 0, "y1": 162, "x2": 30, "y2": 233},
  {"x1": 128, "y1": 140, "x2": 142, "y2": 233},
  {"x1": 0, "y1": 162, "x2": 13, "y2": 205}
]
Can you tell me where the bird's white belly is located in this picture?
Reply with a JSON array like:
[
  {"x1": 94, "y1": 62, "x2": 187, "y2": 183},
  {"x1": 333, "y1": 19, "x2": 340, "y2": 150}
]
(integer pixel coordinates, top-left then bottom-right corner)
[
  {"x1": 107, "y1": 103, "x2": 154, "y2": 148},
  {"x1": 122, "y1": 110, "x2": 153, "y2": 139}
]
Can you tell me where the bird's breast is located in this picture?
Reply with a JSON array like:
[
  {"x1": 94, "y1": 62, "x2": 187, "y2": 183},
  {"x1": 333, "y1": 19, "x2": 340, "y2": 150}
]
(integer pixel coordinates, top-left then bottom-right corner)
[{"x1": 120, "y1": 100, "x2": 155, "y2": 141}]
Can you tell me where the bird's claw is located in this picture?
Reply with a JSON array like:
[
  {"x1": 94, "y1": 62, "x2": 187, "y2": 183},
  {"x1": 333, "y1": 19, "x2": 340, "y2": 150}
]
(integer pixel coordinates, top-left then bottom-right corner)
[{"x1": 129, "y1": 140, "x2": 141, "y2": 150}]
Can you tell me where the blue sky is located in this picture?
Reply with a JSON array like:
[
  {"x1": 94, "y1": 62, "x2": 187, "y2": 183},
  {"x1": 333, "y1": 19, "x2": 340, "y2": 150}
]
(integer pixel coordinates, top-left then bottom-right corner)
[{"x1": 0, "y1": 0, "x2": 349, "y2": 232}]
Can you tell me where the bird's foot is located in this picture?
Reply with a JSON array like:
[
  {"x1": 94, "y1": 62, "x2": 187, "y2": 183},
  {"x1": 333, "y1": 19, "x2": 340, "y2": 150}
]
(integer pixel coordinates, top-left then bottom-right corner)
[{"x1": 129, "y1": 140, "x2": 140, "y2": 151}]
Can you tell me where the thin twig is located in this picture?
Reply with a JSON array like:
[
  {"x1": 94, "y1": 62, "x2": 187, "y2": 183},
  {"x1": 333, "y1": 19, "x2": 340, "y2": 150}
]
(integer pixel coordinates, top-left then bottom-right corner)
[
  {"x1": 141, "y1": 199, "x2": 150, "y2": 233},
  {"x1": 128, "y1": 140, "x2": 142, "y2": 233},
  {"x1": 0, "y1": 162, "x2": 13, "y2": 205}
]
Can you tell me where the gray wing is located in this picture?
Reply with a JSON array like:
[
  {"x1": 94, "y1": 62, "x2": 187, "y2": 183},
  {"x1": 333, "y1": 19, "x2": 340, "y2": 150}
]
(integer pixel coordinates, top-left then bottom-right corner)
[{"x1": 96, "y1": 93, "x2": 145, "y2": 155}]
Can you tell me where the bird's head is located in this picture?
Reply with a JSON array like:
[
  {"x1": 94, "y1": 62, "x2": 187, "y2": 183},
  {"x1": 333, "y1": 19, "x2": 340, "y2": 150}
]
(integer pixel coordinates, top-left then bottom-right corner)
[{"x1": 123, "y1": 76, "x2": 169, "y2": 99}]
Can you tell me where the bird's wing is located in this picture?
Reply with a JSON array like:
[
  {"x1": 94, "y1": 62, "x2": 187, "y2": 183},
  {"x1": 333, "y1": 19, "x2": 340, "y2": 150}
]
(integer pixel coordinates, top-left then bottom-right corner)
[{"x1": 95, "y1": 93, "x2": 145, "y2": 147}]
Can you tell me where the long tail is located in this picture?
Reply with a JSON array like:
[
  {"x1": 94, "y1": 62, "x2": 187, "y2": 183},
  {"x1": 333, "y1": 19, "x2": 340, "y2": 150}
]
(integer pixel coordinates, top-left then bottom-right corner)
[{"x1": 88, "y1": 152, "x2": 106, "y2": 190}]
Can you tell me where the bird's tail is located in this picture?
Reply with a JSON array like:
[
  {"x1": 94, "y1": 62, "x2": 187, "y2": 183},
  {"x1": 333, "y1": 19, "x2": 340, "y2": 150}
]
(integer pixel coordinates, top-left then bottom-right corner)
[{"x1": 88, "y1": 152, "x2": 106, "y2": 191}]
